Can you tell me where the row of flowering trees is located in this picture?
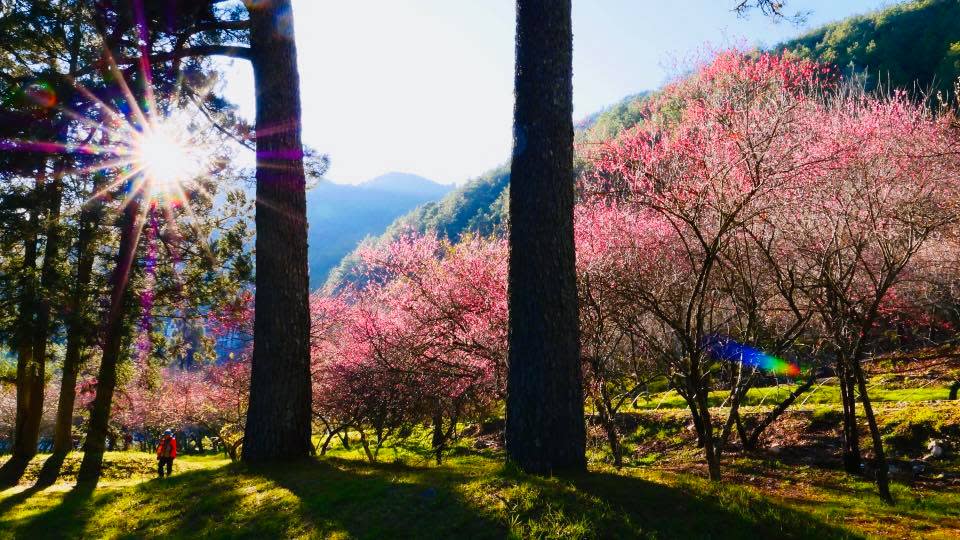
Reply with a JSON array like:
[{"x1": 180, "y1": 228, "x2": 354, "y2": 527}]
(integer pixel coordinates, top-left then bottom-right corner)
[
  {"x1": 577, "y1": 52, "x2": 960, "y2": 501},
  {"x1": 310, "y1": 235, "x2": 507, "y2": 463},
  {"x1": 305, "y1": 52, "x2": 960, "y2": 501}
]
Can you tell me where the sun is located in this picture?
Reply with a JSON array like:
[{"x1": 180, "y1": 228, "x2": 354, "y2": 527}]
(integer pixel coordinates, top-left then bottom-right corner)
[{"x1": 131, "y1": 120, "x2": 204, "y2": 202}]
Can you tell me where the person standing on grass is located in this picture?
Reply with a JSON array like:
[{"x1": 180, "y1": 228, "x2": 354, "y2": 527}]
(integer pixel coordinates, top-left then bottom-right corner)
[{"x1": 156, "y1": 429, "x2": 177, "y2": 478}]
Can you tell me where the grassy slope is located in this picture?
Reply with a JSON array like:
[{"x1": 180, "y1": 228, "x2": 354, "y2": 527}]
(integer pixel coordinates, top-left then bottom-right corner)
[
  {"x1": 632, "y1": 381, "x2": 954, "y2": 411},
  {"x1": 1, "y1": 448, "x2": 957, "y2": 539}
]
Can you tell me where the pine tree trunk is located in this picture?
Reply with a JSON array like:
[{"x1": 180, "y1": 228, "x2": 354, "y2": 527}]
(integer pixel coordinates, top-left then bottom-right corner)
[
  {"x1": 30, "y1": 165, "x2": 64, "y2": 434},
  {"x1": 38, "y1": 182, "x2": 101, "y2": 486},
  {"x1": 0, "y1": 213, "x2": 40, "y2": 487},
  {"x1": 241, "y1": 0, "x2": 313, "y2": 463},
  {"x1": 77, "y1": 200, "x2": 143, "y2": 484},
  {"x1": 504, "y1": 0, "x2": 585, "y2": 475}
]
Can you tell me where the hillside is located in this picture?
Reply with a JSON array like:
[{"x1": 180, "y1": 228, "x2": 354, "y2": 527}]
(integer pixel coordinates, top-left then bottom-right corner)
[
  {"x1": 307, "y1": 173, "x2": 453, "y2": 287},
  {"x1": 358, "y1": 172, "x2": 453, "y2": 199},
  {"x1": 776, "y1": 0, "x2": 960, "y2": 94},
  {"x1": 325, "y1": 0, "x2": 960, "y2": 291},
  {"x1": 324, "y1": 165, "x2": 511, "y2": 288}
]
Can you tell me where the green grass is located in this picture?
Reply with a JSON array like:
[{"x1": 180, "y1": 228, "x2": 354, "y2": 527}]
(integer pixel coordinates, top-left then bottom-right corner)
[
  {"x1": 0, "y1": 452, "x2": 862, "y2": 540},
  {"x1": 2, "y1": 448, "x2": 958, "y2": 539},
  {"x1": 2, "y1": 392, "x2": 957, "y2": 539},
  {"x1": 632, "y1": 381, "x2": 952, "y2": 411}
]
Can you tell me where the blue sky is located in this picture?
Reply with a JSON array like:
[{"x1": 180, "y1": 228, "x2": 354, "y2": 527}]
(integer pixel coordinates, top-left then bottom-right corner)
[{"x1": 220, "y1": 0, "x2": 893, "y2": 185}]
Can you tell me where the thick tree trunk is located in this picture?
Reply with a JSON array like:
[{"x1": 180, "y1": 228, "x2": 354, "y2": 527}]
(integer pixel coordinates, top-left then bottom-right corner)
[
  {"x1": 504, "y1": 0, "x2": 586, "y2": 475},
  {"x1": 241, "y1": 0, "x2": 313, "y2": 463},
  {"x1": 0, "y1": 217, "x2": 40, "y2": 487},
  {"x1": 77, "y1": 200, "x2": 143, "y2": 484}
]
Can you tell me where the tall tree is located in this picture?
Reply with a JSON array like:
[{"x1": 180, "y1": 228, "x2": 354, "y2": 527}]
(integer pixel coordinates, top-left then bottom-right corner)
[
  {"x1": 43, "y1": 0, "x2": 311, "y2": 473},
  {"x1": 0, "y1": 0, "x2": 94, "y2": 485},
  {"x1": 0, "y1": 163, "x2": 42, "y2": 486},
  {"x1": 241, "y1": 0, "x2": 313, "y2": 462},
  {"x1": 504, "y1": 0, "x2": 586, "y2": 474},
  {"x1": 76, "y1": 197, "x2": 144, "y2": 482},
  {"x1": 37, "y1": 172, "x2": 104, "y2": 486}
]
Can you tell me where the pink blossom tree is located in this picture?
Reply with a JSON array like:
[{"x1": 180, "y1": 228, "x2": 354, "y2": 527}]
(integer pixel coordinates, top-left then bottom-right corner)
[
  {"x1": 311, "y1": 233, "x2": 507, "y2": 463},
  {"x1": 585, "y1": 51, "x2": 836, "y2": 480}
]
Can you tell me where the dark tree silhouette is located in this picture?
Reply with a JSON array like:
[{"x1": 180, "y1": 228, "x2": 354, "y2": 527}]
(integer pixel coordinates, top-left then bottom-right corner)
[
  {"x1": 38, "y1": 172, "x2": 104, "y2": 487},
  {"x1": 0, "y1": 169, "x2": 42, "y2": 486},
  {"x1": 77, "y1": 199, "x2": 143, "y2": 483},
  {"x1": 505, "y1": 0, "x2": 586, "y2": 474},
  {"x1": 241, "y1": 0, "x2": 314, "y2": 462}
]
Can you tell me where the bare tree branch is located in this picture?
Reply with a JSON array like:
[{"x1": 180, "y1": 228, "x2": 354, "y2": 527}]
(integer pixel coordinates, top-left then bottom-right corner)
[{"x1": 732, "y1": 1, "x2": 809, "y2": 24}]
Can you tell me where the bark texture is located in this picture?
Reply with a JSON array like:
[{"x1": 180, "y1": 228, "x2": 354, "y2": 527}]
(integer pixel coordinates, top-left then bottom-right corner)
[
  {"x1": 242, "y1": 0, "x2": 313, "y2": 462},
  {"x1": 38, "y1": 179, "x2": 102, "y2": 486},
  {"x1": 504, "y1": 0, "x2": 586, "y2": 474},
  {"x1": 0, "y1": 206, "x2": 40, "y2": 487},
  {"x1": 77, "y1": 200, "x2": 143, "y2": 483}
]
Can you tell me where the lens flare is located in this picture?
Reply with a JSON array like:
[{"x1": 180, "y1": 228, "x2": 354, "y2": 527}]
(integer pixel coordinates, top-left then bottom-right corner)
[
  {"x1": 704, "y1": 335, "x2": 801, "y2": 377},
  {"x1": 25, "y1": 81, "x2": 57, "y2": 108},
  {"x1": 0, "y1": 6, "x2": 233, "y2": 374},
  {"x1": 131, "y1": 121, "x2": 203, "y2": 202}
]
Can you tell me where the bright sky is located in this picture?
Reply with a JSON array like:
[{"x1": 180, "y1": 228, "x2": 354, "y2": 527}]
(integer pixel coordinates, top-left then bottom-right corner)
[{"x1": 220, "y1": 0, "x2": 893, "y2": 185}]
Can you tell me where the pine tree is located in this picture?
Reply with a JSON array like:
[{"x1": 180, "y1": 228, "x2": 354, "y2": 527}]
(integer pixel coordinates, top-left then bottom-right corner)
[{"x1": 504, "y1": 0, "x2": 586, "y2": 474}]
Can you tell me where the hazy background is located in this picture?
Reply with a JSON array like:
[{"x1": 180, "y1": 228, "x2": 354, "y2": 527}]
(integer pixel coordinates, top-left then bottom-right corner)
[{"x1": 221, "y1": 0, "x2": 891, "y2": 185}]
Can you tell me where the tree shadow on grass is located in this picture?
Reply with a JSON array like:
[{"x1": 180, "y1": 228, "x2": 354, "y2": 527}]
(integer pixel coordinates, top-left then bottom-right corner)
[
  {"x1": 556, "y1": 469, "x2": 863, "y2": 539},
  {"x1": 255, "y1": 458, "x2": 508, "y2": 539},
  {"x1": 0, "y1": 456, "x2": 31, "y2": 489},
  {"x1": 0, "y1": 485, "x2": 43, "y2": 518},
  {"x1": 7, "y1": 482, "x2": 97, "y2": 539},
  {"x1": 9, "y1": 458, "x2": 506, "y2": 539},
  {"x1": 2, "y1": 457, "x2": 864, "y2": 539}
]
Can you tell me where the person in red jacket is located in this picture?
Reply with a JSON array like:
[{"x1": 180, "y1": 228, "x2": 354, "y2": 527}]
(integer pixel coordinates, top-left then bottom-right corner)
[{"x1": 156, "y1": 429, "x2": 177, "y2": 478}]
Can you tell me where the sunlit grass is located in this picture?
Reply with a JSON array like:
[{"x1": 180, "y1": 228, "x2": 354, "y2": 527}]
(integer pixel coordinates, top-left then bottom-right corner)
[
  {"x1": 1, "y1": 390, "x2": 957, "y2": 539},
  {"x1": 631, "y1": 381, "x2": 952, "y2": 411},
  {"x1": 1, "y1": 445, "x2": 957, "y2": 539}
]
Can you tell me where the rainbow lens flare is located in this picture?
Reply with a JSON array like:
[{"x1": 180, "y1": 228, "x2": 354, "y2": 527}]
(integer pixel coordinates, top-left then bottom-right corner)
[{"x1": 704, "y1": 335, "x2": 801, "y2": 377}]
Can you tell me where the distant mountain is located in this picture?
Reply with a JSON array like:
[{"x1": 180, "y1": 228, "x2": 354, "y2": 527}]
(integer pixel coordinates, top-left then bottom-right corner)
[
  {"x1": 326, "y1": 0, "x2": 960, "y2": 290},
  {"x1": 359, "y1": 172, "x2": 453, "y2": 199},
  {"x1": 307, "y1": 173, "x2": 453, "y2": 287}
]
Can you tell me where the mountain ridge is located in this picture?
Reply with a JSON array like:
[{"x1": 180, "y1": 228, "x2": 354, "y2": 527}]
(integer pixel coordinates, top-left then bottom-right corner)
[
  {"x1": 323, "y1": 0, "x2": 960, "y2": 291},
  {"x1": 307, "y1": 172, "x2": 453, "y2": 287}
]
